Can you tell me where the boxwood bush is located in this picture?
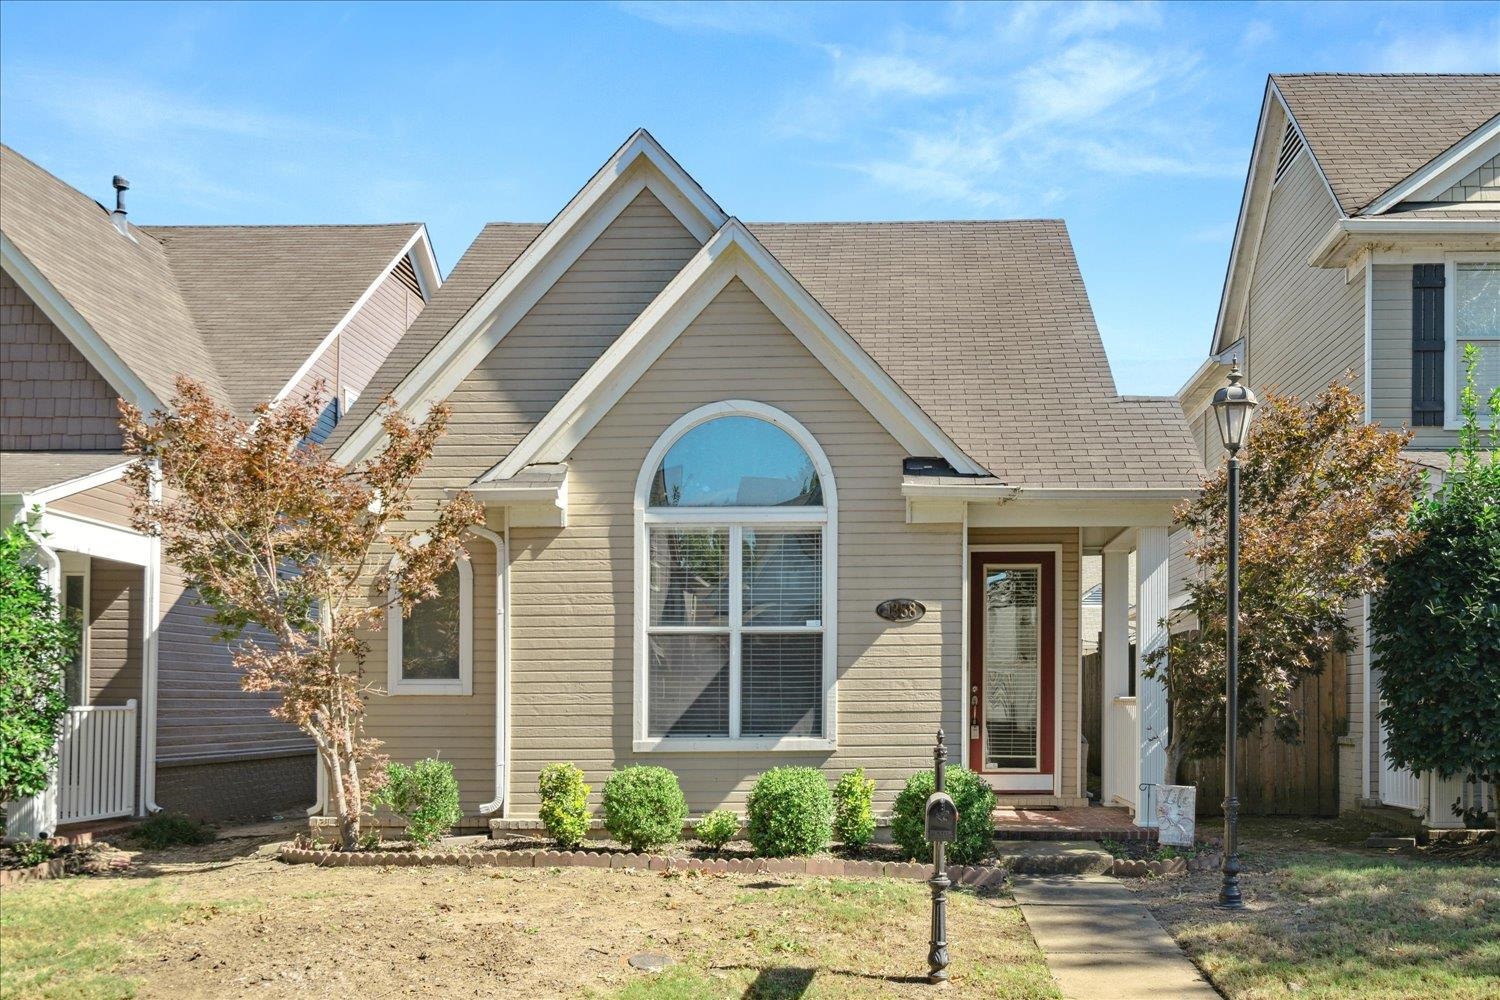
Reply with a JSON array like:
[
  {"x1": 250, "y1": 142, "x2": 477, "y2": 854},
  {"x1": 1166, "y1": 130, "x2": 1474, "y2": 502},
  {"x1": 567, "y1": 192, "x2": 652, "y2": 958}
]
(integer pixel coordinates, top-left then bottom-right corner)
[
  {"x1": 746, "y1": 767, "x2": 833, "y2": 857},
  {"x1": 891, "y1": 766, "x2": 995, "y2": 865},
  {"x1": 602, "y1": 766, "x2": 687, "y2": 852},
  {"x1": 832, "y1": 768, "x2": 876, "y2": 849},
  {"x1": 694, "y1": 808, "x2": 740, "y2": 852},
  {"x1": 377, "y1": 758, "x2": 462, "y2": 847},
  {"x1": 538, "y1": 762, "x2": 592, "y2": 849}
]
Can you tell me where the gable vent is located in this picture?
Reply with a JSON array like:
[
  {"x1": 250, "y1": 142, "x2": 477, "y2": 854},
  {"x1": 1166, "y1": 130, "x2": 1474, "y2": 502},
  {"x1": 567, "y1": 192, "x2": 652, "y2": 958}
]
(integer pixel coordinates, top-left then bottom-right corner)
[
  {"x1": 393, "y1": 254, "x2": 423, "y2": 298},
  {"x1": 1273, "y1": 122, "x2": 1304, "y2": 185}
]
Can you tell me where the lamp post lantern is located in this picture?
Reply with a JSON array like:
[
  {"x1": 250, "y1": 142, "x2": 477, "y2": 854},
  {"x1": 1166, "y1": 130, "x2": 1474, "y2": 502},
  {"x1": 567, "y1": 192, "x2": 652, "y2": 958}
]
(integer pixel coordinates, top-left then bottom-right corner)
[{"x1": 1211, "y1": 361, "x2": 1257, "y2": 910}]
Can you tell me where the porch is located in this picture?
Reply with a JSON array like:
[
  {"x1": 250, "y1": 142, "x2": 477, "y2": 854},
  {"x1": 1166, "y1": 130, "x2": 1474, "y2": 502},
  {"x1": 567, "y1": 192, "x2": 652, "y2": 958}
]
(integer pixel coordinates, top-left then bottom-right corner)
[
  {"x1": 4, "y1": 511, "x2": 153, "y2": 838},
  {"x1": 992, "y1": 804, "x2": 1156, "y2": 842}
]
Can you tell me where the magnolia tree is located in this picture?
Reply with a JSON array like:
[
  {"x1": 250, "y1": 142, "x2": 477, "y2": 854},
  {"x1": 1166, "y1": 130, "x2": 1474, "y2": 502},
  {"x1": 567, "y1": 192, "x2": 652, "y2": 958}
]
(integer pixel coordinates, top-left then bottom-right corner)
[
  {"x1": 121, "y1": 378, "x2": 481, "y2": 850},
  {"x1": 1373, "y1": 347, "x2": 1499, "y2": 831},
  {"x1": 1147, "y1": 377, "x2": 1420, "y2": 782}
]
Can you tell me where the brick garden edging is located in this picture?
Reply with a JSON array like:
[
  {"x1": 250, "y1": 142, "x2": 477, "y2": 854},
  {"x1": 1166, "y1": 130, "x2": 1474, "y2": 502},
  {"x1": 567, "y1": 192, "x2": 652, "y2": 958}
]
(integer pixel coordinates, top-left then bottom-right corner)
[
  {"x1": 0, "y1": 832, "x2": 95, "y2": 887},
  {"x1": 278, "y1": 845, "x2": 1007, "y2": 887},
  {"x1": 1108, "y1": 852, "x2": 1221, "y2": 878}
]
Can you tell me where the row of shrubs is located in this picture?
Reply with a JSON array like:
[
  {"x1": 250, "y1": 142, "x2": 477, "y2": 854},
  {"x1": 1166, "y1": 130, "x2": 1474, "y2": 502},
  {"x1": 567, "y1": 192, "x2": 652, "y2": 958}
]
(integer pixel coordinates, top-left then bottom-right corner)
[{"x1": 540, "y1": 762, "x2": 997, "y2": 864}]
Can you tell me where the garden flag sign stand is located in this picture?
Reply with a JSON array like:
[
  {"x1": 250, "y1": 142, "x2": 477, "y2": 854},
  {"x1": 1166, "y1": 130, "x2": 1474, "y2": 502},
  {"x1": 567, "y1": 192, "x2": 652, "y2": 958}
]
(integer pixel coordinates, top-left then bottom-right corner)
[{"x1": 926, "y1": 729, "x2": 958, "y2": 984}]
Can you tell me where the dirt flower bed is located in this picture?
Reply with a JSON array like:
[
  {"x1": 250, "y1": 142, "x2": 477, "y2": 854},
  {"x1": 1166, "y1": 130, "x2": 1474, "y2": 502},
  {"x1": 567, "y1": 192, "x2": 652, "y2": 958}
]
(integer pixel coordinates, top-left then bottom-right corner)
[{"x1": 2, "y1": 832, "x2": 1060, "y2": 999}]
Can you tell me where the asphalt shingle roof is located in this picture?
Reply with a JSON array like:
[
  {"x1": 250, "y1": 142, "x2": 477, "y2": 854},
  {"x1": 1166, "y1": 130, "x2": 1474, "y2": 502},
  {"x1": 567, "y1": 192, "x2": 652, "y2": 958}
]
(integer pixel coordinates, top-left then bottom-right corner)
[
  {"x1": 330, "y1": 218, "x2": 1201, "y2": 490},
  {"x1": 1272, "y1": 74, "x2": 1500, "y2": 214},
  {"x1": 1, "y1": 144, "x2": 421, "y2": 418},
  {"x1": 0, "y1": 451, "x2": 130, "y2": 495}
]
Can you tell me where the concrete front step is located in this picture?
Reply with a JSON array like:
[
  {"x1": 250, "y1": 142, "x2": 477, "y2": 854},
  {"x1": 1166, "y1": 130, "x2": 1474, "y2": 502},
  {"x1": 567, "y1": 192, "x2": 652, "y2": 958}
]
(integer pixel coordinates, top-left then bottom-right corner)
[{"x1": 995, "y1": 840, "x2": 1113, "y2": 876}]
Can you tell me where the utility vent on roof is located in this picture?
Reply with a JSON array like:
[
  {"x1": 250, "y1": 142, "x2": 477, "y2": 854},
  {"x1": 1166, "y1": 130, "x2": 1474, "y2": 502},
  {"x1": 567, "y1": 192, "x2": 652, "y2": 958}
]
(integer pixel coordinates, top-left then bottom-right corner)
[
  {"x1": 393, "y1": 255, "x2": 423, "y2": 298},
  {"x1": 1273, "y1": 122, "x2": 1304, "y2": 185}
]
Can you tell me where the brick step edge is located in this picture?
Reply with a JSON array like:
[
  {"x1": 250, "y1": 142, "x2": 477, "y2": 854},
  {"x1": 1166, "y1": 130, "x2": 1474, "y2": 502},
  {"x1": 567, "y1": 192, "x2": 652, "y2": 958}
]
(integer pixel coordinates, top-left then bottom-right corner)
[{"x1": 278, "y1": 845, "x2": 1005, "y2": 886}]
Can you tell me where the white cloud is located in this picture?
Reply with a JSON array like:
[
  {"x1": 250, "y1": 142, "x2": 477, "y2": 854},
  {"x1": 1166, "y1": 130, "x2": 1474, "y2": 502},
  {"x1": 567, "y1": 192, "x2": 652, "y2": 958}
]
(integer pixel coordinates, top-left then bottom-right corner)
[
  {"x1": 830, "y1": 49, "x2": 955, "y2": 98},
  {"x1": 9, "y1": 71, "x2": 340, "y2": 144},
  {"x1": 617, "y1": 1, "x2": 814, "y2": 42},
  {"x1": 1239, "y1": 19, "x2": 1275, "y2": 49},
  {"x1": 1376, "y1": 24, "x2": 1500, "y2": 73},
  {"x1": 1012, "y1": 40, "x2": 1178, "y2": 127}
]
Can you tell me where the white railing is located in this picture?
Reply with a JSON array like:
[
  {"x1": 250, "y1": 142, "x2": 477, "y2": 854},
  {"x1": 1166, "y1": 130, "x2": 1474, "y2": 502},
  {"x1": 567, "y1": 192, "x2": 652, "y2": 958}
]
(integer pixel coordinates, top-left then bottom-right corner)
[
  {"x1": 1105, "y1": 696, "x2": 1139, "y2": 809},
  {"x1": 1378, "y1": 705, "x2": 1421, "y2": 810},
  {"x1": 56, "y1": 701, "x2": 138, "y2": 824}
]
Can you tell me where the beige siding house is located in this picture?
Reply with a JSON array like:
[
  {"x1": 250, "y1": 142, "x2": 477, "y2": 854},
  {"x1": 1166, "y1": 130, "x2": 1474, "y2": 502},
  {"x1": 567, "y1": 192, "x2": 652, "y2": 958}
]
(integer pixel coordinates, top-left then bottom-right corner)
[
  {"x1": 1, "y1": 145, "x2": 440, "y2": 833},
  {"x1": 325, "y1": 131, "x2": 1202, "y2": 828},
  {"x1": 1176, "y1": 74, "x2": 1500, "y2": 829}
]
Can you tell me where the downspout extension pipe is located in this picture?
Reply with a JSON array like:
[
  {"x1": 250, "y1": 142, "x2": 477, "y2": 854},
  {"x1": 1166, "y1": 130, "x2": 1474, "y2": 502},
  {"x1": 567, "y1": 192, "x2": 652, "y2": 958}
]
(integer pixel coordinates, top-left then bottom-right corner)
[{"x1": 474, "y1": 521, "x2": 509, "y2": 818}]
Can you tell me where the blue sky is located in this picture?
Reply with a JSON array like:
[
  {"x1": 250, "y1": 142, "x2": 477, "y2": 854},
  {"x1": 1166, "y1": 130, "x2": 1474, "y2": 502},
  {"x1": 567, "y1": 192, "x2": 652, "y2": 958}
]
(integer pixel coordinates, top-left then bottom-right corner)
[{"x1": 2, "y1": 2, "x2": 1497, "y2": 395}]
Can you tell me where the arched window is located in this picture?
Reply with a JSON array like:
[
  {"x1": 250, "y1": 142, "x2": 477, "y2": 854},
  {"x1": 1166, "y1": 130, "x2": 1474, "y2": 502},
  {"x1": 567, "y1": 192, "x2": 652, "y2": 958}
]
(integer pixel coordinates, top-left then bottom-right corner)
[
  {"x1": 634, "y1": 401, "x2": 836, "y2": 750},
  {"x1": 387, "y1": 554, "x2": 473, "y2": 696}
]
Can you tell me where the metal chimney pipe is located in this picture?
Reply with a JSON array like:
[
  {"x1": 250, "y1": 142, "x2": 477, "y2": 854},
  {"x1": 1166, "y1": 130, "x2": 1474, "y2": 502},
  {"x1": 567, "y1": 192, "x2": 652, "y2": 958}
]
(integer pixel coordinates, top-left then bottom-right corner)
[{"x1": 110, "y1": 175, "x2": 130, "y2": 236}]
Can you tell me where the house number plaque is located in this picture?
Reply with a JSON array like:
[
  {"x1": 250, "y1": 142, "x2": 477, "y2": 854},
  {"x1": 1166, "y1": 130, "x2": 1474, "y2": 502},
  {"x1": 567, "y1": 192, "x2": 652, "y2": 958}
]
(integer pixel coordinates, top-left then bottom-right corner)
[{"x1": 876, "y1": 598, "x2": 926, "y2": 623}]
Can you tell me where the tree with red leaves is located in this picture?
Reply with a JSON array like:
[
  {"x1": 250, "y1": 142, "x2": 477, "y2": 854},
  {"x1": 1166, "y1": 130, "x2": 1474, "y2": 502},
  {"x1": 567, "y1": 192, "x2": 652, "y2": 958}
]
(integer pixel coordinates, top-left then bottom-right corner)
[{"x1": 121, "y1": 378, "x2": 481, "y2": 850}]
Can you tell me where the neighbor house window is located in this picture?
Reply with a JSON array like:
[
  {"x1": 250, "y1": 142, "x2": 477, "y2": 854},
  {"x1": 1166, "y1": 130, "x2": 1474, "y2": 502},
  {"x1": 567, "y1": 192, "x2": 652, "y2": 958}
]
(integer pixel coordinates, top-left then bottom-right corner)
[
  {"x1": 387, "y1": 555, "x2": 473, "y2": 695},
  {"x1": 635, "y1": 402, "x2": 836, "y2": 750},
  {"x1": 1450, "y1": 260, "x2": 1500, "y2": 426}
]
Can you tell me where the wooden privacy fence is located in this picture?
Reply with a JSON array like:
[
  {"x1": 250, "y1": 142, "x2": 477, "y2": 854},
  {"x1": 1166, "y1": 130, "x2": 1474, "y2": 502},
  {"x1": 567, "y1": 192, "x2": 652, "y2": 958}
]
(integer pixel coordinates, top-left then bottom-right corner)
[{"x1": 1083, "y1": 650, "x2": 1346, "y2": 817}]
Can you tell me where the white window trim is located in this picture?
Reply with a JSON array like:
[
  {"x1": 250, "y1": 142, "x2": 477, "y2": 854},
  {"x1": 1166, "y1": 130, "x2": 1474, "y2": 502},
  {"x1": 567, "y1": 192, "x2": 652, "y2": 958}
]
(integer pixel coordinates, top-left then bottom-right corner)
[
  {"x1": 1444, "y1": 255, "x2": 1500, "y2": 430},
  {"x1": 632, "y1": 400, "x2": 838, "y2": 753},
  {"x1": 386, "y1": 553, "x2": 473, "y2": 696}
]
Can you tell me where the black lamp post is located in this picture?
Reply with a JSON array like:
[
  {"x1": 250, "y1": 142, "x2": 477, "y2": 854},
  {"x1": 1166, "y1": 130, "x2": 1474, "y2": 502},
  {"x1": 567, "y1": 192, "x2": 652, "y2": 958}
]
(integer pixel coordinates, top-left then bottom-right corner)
[{"x1": 1211, "y1": 362, "x2": 1257, "y2": 910}]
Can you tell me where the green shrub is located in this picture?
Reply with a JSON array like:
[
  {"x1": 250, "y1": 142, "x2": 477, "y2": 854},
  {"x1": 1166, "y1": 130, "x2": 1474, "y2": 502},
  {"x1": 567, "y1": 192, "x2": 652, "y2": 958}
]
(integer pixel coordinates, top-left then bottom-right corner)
[
  {"x1": 746, "y1": 767, "x2": 833, "y2": 857},
  {"x1": 0, "y1": 520, "x2": 76, "y2": 803},
  {"x1": 602, "y1": 766, "x2": 687, "y2": 852},
  {"x1": 694, "y1": 809, "x2": 740, "y2": 851},
  {"x1": 377, "y1": 758, "x2": 462, "y2": 847},
  {"x1": 832, "y1": 768, "x2": 876, "y2": 849},
  {"x1": 131, "y1": 812, "x2": 216, "y2": 850},
  {"x1": 538, "y1": 762, "x2": 592, "y2": 849},
  {"x1": 9, "y1": 839, "x2": 56, "y2": 867},
  {"x1": 890, "y1": 767, "x2": 995, "y2": 865}
]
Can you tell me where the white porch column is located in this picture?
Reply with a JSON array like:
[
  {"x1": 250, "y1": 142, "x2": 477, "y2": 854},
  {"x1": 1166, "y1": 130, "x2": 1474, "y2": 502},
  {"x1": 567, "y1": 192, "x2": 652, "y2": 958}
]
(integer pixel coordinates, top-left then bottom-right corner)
[
  {"x1": 1100, "y1": 546, "x2": 1132, "y2": 806},
  {"x1": 1135, "y1": 525, "x2": 1170, "y2": 827},
  {"x1": 1423, "y1": 772, "x2": 1468, "y2": 830}
]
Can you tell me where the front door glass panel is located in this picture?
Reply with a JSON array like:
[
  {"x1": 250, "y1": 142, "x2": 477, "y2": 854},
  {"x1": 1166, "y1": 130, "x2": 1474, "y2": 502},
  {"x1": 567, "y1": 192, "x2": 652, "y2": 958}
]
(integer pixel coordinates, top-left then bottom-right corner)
[{"x1": 982, "y1": 564, "x2": 1040, "y2": 770}]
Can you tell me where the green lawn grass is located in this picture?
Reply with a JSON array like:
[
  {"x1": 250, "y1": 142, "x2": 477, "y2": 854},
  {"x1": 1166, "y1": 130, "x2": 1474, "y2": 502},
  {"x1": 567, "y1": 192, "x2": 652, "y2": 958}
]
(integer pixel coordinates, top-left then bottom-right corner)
[
  {"x1": 1152, "y1": 820, "x2": 1500, "y2": 1000},
  {"x1": 0, "y1": 880, "x2": 251, "y2": 999}
]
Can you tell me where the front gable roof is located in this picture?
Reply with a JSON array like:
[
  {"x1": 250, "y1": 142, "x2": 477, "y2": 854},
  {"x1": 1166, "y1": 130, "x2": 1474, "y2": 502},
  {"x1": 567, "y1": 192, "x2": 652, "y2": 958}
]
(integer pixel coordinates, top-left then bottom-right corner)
[
  {"x1": 332, "y1": 130, "x2": 1201, "y2": 491},
  {"x1": 1272, "y1": 74, "x2": 1500, "y2": 216},
  {"x1": 329, "y1": 129, "x2": 726, "y2": 462},
  {"x1": 0, "y1": 144, "x2": 439, "y2": 419}
]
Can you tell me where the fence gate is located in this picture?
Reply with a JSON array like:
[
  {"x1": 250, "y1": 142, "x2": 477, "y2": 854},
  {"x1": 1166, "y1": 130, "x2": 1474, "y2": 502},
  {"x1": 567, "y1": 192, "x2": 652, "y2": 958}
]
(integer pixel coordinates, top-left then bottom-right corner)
[{"x1": 55, "y1": 701, "x2": 138, "y2": 824}]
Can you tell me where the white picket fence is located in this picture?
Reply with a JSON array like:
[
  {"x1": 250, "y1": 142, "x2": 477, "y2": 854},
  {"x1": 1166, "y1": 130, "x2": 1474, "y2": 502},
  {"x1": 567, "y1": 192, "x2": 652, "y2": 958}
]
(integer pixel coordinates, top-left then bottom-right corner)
[
  {"x1": 1378, "y1": 703, "x2": 1422, "y2": 810},
  {"x1": 54, "y1": 701, "x2": 139, "y2": 824}
]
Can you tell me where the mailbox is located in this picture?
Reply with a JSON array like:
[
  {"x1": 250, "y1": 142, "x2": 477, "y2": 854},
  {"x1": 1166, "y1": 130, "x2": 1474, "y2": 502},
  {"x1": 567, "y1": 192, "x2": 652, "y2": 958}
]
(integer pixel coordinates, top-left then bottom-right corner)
[{"x1": 924, "y1": 791, "x2": 958, "y2": 843}]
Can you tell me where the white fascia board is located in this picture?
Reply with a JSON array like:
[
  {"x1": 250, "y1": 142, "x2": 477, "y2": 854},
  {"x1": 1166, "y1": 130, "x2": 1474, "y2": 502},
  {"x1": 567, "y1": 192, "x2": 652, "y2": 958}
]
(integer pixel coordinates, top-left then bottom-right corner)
[
  {"x1": 22, "y1": 462, "x2": 132, "y2": 506},
  {"x1": 1212, "y1": 85, "x2": 1279, "y2": 355},
  {"x1": 1361, "y1": 117, "x2": 1500, "y2": 216},
  {"x1": 1309, "y1": 218, "x2": 1500, "y2": 269},
  {"x1": 331, "y1": 130, "x2": 728, "y2": 465},
  {"x1": 409, "y1": 225, "x2": 443, "y2": 301},
  {"x1": 483, "y1": 220, "x2": 987, "y2": 481},
  {"x1": 272, "y1": 225, "x2": 438, "y2": 407},
  {"x1": 31, "y1": 509, "x2": 150, "y2": 565},
  {"x1": 1, "y1": 234, "x2": 162, "y2": 412}
]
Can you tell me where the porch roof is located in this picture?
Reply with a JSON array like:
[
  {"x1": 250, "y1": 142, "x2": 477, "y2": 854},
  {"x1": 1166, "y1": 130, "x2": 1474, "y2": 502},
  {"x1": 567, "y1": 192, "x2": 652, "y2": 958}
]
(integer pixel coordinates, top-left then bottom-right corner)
[{"x1": 0, "y1": 451, "x2": 128, "y2": 497}]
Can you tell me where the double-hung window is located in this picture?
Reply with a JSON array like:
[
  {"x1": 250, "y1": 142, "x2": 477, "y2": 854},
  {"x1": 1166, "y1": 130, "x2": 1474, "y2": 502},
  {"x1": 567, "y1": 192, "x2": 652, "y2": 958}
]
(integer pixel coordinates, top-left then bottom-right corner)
[
  {"x1": 1450, "y1": 260, "x2": 1500, "y2": 427},
  {"x1": 637, "y1": 403, "x2": 836, "y2": 751}
]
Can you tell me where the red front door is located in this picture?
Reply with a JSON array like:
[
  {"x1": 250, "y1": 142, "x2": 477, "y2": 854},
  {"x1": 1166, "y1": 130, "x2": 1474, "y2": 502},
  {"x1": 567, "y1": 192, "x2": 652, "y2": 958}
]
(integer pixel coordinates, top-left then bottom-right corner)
[{"x1": 968, "y1": 552, "x2": 1055, "y2": 789}]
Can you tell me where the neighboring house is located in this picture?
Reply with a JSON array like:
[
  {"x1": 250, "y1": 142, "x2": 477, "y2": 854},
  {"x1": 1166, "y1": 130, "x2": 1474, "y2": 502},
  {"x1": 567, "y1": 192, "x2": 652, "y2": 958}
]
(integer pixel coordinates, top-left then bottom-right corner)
[
  {"x1": 1, "y1": 144, "x2": 440, "y2": 832},
  {"x1": 321, "y1": 130, "x2": 1202, "y2": 829},
  {"x1": 1175, "y1": 74, "x2": 1500, "y2": 829}
]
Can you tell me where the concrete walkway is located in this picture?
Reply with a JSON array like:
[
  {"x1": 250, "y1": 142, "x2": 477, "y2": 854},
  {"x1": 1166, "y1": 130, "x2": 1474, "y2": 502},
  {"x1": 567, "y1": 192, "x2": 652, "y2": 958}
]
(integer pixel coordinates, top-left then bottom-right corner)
[{"x1": 1011, "y1": 875, "x2": 1221, "y2": 1000}]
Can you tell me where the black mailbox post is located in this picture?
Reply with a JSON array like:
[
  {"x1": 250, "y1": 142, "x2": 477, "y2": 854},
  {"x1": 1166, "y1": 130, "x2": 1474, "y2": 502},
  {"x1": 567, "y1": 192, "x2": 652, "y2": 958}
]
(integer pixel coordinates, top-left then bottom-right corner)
[{"x1": 925, "y1": 729, "x2": 958, "y2": 984}]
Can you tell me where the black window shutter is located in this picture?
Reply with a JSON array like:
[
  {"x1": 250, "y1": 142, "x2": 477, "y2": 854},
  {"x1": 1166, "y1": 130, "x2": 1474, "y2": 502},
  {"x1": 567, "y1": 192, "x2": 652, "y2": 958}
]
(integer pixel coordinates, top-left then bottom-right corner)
[{"x1": 1411, "y1": 264, "x2": 1445, "y2": 426}]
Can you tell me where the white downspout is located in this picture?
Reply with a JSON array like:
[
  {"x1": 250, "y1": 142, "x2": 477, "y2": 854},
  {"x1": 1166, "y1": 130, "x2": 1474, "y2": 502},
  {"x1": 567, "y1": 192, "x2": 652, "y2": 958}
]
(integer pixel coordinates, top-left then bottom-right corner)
[
  {"x1": 140, "y1": 461, "x2": 163, "y2": 814},
  {"x1": 475, "y1": 517, "x2": 510, "y2": 817}
]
